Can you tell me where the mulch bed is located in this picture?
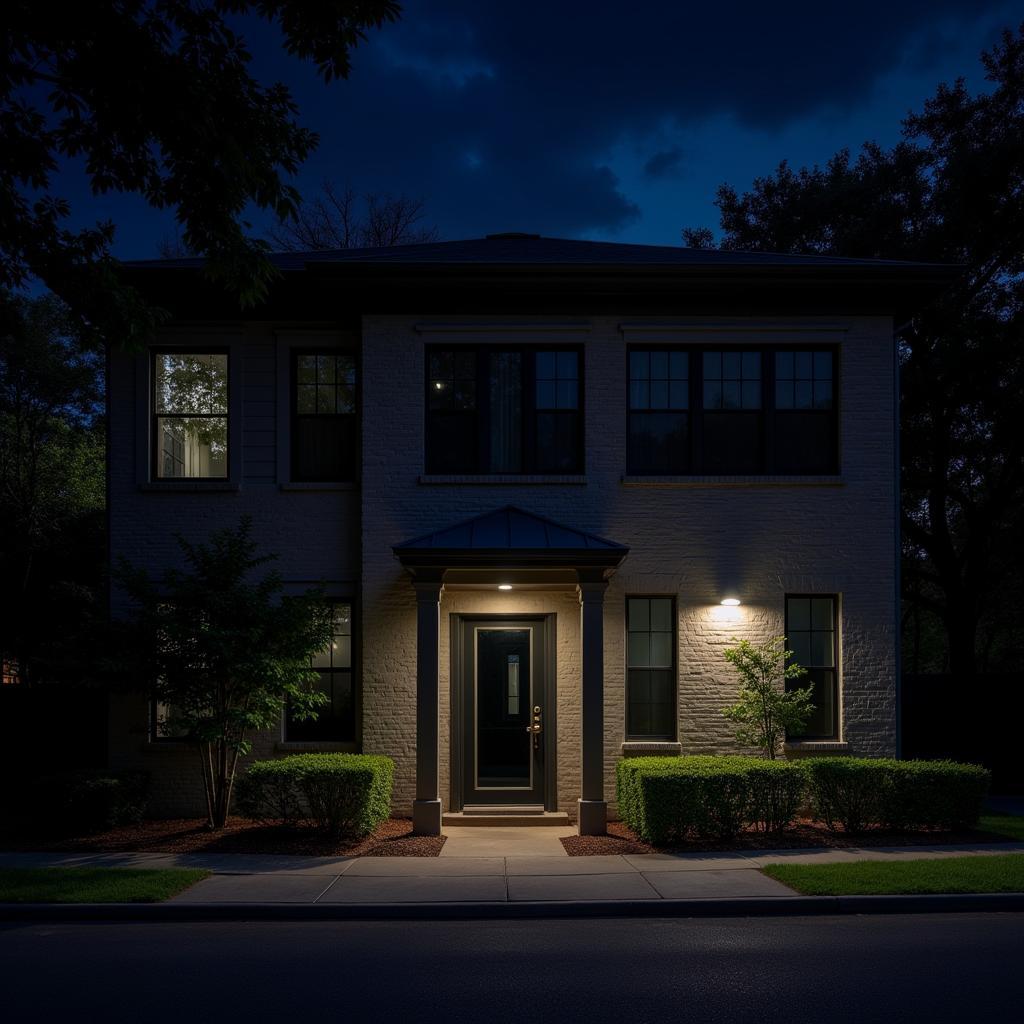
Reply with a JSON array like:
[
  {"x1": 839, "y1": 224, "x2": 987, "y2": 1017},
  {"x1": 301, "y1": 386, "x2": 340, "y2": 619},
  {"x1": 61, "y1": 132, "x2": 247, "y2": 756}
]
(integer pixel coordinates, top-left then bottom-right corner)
[
  {"x1": 0, "y1": 817, "x2": 446, "y2": 858},
  {"x1": 561, "y1": 818, "x2": 1016, "y2": 857}
]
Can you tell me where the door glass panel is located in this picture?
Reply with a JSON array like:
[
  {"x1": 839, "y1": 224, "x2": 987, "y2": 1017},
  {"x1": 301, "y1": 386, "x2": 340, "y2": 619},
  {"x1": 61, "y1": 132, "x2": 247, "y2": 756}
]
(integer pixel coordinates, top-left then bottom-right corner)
[{"x1": 477, "y1": 629, "x2": 531, "y2": 788}]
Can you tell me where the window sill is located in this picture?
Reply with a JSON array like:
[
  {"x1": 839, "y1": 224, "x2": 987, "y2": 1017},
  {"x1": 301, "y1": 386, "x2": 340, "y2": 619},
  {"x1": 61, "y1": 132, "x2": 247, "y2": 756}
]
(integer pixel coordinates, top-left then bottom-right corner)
[
  {"x1": 275, "y1": 741, "x2": 357, "y2": 753},
  {"x1": 279, "y1": 482, "x2": 357, "y2": 492},
  {"x1": 621, "y1": 475, "x2": 843, "y2": 487},
  {"x1": 138, "y1": 481, "x2": 240, "y2": 493},
  {"x1": 419, "y1": 474, "x2": 587, "y2": 485},
  {"x1": 621, "y1": 741, "x2": 682, "y2": 756},
  {"x1": 784, "y1": 740, "x2": 849, "y2": 753}
]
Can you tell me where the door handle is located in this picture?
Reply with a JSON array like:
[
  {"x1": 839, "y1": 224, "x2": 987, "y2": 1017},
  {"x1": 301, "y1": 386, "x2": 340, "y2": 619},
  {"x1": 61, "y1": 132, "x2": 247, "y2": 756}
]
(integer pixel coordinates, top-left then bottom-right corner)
[{"x1": 526, "y1": 706, "x2": 542, "y2": 749}]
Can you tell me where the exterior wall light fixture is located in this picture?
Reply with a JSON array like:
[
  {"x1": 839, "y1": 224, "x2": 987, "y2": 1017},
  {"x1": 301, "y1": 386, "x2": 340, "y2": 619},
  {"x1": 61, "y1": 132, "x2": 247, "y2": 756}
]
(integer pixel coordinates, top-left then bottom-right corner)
[
  {"x1": 720, "y1": 597, "x2": 741, "y2": 606},
  {"x1": 498, "y1": 584, "x2": 513, "y2": 591}
]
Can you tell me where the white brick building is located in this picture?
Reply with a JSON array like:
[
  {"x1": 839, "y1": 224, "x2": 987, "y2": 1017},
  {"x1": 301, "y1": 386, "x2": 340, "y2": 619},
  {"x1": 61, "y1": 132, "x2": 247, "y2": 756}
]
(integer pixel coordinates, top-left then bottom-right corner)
[{"x1": 107, "y1": 235, "x2": 951, "y2": 833}]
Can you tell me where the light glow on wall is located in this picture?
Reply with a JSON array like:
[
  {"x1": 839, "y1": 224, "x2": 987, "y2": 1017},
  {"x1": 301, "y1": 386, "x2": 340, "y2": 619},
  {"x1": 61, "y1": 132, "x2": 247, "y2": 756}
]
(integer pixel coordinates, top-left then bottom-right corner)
[{"x1": 498, "y1": 583, "x2": 513, "y2": 590}]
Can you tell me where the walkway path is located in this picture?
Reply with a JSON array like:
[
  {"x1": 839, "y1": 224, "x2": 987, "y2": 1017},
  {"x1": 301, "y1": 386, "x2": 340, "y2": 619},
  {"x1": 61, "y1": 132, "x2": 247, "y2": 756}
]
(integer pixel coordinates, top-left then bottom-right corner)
[{"x1": 3, "y1": 840, "x2": 1021, "y2": 905}]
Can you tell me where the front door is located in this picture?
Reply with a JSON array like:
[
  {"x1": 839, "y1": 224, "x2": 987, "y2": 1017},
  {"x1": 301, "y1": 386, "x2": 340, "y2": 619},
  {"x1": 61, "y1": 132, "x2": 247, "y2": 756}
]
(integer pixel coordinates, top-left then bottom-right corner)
[{"x1": 460, "y1": 618, "x2": 549, "y2": 807}]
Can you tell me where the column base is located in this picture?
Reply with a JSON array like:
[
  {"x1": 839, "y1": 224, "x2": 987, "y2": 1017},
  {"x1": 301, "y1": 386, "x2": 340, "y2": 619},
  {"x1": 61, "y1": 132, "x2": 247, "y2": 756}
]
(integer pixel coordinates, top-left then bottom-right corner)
[
  {"x1": 577, "y1": 799, "x2": 607, "y2": 836},
  {"x1": 412, "y1": 798, "x2": 443, "y2": 836}
]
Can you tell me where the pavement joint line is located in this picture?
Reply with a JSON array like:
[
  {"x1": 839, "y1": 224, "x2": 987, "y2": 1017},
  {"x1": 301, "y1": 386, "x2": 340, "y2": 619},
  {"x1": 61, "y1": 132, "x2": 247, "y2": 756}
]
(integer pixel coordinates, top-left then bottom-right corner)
[{"x1": 311, "y1": 875, "x2": 346, "y2": 904}]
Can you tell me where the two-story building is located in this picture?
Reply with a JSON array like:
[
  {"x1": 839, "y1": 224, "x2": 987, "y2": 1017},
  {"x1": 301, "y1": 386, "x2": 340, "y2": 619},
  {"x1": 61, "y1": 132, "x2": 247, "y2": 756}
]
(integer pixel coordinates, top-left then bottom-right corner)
[{"x1": 107, "y1": 234, "x2": 952, "y2": 834}]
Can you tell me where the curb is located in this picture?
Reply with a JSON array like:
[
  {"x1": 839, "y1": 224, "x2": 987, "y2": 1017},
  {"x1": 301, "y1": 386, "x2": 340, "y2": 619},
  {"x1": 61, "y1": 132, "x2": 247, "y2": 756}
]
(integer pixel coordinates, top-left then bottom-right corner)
[{"x1": 2, "y1": 893, "x2": 1024, "y2": 922}]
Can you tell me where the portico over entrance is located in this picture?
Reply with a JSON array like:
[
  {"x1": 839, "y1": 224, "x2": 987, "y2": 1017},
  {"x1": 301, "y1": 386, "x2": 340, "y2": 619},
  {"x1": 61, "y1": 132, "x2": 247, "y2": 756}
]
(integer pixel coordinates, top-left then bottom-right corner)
[{"x1": 393, "y1": 506, "x2": 629, "y2": 837}]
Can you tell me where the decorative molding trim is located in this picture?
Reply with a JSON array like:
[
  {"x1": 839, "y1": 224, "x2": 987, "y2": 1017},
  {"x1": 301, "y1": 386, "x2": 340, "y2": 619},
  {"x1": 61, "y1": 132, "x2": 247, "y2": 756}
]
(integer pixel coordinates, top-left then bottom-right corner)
[
  {"x1": 620, "y1": 741, "x2": 683, "y2": 756},
  {"x1": 278, "y1": 482, "x2": 357, "y2": 492},
  {"x1": 619, "y1": 320, "x2": 850, "y2": 337},
  {"x1": 138, "y1": 482, "x2": 240, "y2": 493},
  {"x1": 414, "y1": 321, "x2": 591, "y2": 334},
  {"x1": 621, "y1": 475, "x2": 843, "y2": 488},
  {"x1": 420, "y1": 474, "x2": 588, "y2": 485},
  {"x1": 784, "y1": 740, "x2": 850, "y2": 753}
]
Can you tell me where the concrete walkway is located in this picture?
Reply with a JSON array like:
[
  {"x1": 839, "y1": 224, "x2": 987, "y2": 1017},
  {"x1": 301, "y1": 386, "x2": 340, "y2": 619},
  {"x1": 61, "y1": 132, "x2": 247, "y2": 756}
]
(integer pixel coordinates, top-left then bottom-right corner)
[{"x1": 3, "y1": 841, "x2": 1021, "y2": 906}]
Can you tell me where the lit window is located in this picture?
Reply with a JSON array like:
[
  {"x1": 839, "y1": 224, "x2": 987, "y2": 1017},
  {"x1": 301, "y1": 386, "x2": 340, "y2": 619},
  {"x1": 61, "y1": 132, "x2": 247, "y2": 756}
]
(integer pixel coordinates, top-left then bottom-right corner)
[{"x1": 153, "y1": 353, "x2": 228, "y2": 479}]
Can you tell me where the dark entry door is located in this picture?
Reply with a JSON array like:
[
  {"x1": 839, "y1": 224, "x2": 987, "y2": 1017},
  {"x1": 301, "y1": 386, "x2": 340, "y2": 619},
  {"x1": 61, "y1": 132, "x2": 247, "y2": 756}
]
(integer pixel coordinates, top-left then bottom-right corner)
[{"x1": 462, "y1": 620, "x2": 547, "y2": 807}]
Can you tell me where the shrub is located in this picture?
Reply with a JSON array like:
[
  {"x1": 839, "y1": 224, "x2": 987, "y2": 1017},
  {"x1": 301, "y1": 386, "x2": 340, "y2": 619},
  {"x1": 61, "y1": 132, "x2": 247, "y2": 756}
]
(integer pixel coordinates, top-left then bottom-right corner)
[
  {"x1": 744, "y1": 759, "x2": 808, "y2": 832},
  {"x1": 878, "y1": 760, "x2": 990, "y2": 831},
  {"x1": 804, "y1": 758, "x2": 888, "y2": 833},
  {"x1": 616, "y1": 756, "x2": 807, "y2": 843},
  {"x1": 18, "y1": 770, "x2": 150, "y2": 835},
  {"x1": 236, "y1": 754, "x2": 394, "y2": 837},
  {"x1": 805, "y1": 758, "x2": 990, "y2": 833}
]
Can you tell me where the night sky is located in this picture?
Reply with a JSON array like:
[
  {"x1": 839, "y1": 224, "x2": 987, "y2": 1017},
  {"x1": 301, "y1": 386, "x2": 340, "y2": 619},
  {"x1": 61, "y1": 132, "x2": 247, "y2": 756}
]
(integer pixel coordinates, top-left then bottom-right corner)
[{"x1": 62, "y1": 0, "x2": 1020, "y2": 258}]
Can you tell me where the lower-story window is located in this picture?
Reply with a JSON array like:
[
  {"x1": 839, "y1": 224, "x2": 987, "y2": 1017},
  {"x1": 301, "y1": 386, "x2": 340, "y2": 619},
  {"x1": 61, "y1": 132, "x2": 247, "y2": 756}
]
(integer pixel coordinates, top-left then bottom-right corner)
[
  {"x1": 626, "y1": 596, "x2": 676, "y2": 740},
  {"x1": 785, "y1": 595, "x2": 839, "y2": 740},
  {"x1": 286, "y1": 602, "x2": 356, "y2": 742}
]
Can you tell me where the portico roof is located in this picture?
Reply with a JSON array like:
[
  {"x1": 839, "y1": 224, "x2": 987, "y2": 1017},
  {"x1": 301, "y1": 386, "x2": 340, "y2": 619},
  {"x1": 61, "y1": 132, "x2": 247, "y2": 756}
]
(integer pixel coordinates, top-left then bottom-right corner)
[{"x1": 393, "y1": 505, "x2": 628, "y2": 573}]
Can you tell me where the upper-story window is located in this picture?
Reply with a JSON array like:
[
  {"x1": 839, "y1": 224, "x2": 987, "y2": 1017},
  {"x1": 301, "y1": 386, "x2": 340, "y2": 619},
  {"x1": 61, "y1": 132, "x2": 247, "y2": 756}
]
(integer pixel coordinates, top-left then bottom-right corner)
[
  {"x1": 426, "y1": 347, "x2": 583, "y2": 474},
  {"x1": 627, "y1": 347, "x2": 837, "y2": 475},
  {"x1": 292, "y1": 352, "x2": 357, "y2": 482},
  {"x1": 153, "y1": 352, "x2": 228, "y2": 479}
]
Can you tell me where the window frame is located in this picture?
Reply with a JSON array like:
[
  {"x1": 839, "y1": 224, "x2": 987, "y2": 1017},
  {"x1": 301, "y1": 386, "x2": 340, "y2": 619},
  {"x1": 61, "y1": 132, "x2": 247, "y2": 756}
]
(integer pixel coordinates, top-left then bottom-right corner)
[
  {"x1": 283, "y1": 599, "x2": 359, "y2": 747},
  {"x1": 424, "y1": 343, "x2": 585, "y2": 475},
  {"x1": 624, "y1": 594, "x2": 678, "y2": 742},
  {"x1": 625, "y1": 343, "x2": 839, "y2": 476},
  {"x1": 290, "y1": 348, "x2": 358, "y2": 483},
  {"x1": 150, "y1": 348, "x2": 230, "y2": 481},
  {"x1": 784, "y1": 593, "x2": 840, "y2": 741}
]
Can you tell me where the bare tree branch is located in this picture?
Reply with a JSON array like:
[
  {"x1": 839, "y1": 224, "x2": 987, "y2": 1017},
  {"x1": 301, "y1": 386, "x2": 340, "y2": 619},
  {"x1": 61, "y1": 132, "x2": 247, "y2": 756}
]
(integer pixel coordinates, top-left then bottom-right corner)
[{"x1": 268, "y1": 181, "x2": 439, "y2": 251}]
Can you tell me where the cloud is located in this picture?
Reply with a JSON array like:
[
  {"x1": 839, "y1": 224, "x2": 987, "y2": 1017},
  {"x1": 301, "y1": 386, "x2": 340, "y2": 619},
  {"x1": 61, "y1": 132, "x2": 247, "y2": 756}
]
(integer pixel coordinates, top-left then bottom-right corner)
[
  {"x1": 215, "y1": 1, "x2": 1024, "y2": 245},
  {"x1": 643, "y1": 148, "x2": 685, "y2": 179}
]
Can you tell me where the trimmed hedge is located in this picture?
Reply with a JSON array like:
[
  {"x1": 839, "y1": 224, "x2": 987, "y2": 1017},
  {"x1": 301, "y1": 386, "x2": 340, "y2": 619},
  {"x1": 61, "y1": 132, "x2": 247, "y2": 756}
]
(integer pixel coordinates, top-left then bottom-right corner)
[
  {"x1": 805, "y1": 758, "x2": 990, "y2": 833},
  {"x1": 13, "y1": 770, "x2": 150, "y2": 836},
  {"x1": 616, "y1": 756, "x2": 807, "y2": 843},
  {"x1": 618, "y1": 755, "x2": 991, "y2": 844},
  {"x1": 236, "y1": 754, "x2": 394, "y2": 837}
]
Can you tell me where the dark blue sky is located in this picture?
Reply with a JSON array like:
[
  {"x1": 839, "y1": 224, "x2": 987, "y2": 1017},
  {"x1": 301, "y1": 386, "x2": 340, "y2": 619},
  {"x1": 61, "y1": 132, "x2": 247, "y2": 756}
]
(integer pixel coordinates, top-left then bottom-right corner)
[{"x1": 63, "y1": 0, "x2": 1020, "y2": 257}]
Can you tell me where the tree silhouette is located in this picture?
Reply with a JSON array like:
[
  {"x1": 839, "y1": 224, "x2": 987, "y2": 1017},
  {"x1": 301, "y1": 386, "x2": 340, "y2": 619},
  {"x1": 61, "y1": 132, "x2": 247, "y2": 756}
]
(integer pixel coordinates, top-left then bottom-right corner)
[
  {"x1": 684, "y1": 24, "x2": 1024, "y2": 675},
  {"x1": 2, "y1": 1, "x2": 401, "y2": 344}
]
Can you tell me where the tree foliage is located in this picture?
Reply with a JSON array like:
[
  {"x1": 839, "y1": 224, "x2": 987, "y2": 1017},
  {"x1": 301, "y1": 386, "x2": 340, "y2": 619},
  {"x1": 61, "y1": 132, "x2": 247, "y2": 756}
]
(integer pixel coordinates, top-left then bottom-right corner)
[
  {"x1": 0, "y1": 293, "x2": 105, "y2": 684},
  {"x1": 686, "y1": 24, "x2": 1024, "y2": 674},
  {"x1": 110, "y1": 518, "x2": 334, "y2": 830},
  {"x1": 1, "y1": 1, "x2": 402, "y2": 343},
  {"x1": 268, "y1": 181, "x2": 439, "y2": 251},
  {"x1": 721, "y1": 637, "x2": 814, "y2": 759}
]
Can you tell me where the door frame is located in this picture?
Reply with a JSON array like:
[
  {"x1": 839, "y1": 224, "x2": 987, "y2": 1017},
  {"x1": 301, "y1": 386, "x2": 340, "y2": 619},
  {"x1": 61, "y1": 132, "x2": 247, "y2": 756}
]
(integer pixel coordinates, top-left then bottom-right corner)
[{"x1": 449, "y1": 612, "x2": 557, "y2": 812}]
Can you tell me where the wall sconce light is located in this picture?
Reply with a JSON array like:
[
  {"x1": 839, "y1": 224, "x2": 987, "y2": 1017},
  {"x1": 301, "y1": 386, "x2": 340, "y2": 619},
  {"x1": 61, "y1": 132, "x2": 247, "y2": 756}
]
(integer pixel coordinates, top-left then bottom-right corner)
[
  {"x1": 498, "y1": 584, "x2": 512, "y2": 591},
  {"x1": 720, "y1": 596, "x2": 741, "y2": 607}
]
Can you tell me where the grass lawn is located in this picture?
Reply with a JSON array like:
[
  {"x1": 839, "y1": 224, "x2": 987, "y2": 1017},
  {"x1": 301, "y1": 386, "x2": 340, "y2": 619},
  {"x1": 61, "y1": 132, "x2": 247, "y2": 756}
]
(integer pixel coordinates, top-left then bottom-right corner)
[
  {"x1": 763, "y1": 854, "x2": 1024, "y2": 896},
  {"x1": 0, "y1": 868, "x2": 210, "y2": 904},
  {"x1": 980, "y1": 813, "x2": 1024, "y2": 842}
]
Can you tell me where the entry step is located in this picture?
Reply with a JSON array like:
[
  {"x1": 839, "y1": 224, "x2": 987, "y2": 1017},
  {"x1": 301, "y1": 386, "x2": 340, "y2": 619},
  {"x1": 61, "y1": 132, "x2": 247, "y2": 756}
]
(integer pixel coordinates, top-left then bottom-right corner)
[{"x1": 443, "y1": 810, "x2": 572, "y2": 827}]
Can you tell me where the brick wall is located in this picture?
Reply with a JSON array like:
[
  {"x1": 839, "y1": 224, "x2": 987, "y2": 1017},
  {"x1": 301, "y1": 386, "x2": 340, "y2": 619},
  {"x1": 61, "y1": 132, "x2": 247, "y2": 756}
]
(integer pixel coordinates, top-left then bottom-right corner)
[
  {"x1": 108, "y1": 313, "x2": 898, "y2": 819},
  {"x1": 360, "y1": 315, "x2": 898, "y2": 820}
]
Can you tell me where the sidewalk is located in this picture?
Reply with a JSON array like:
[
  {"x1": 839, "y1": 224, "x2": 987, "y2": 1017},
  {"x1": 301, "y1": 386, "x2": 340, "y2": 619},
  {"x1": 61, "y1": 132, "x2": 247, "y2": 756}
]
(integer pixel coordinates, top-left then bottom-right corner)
[{"x1": 2, "y1": 840, "x2": 1022, "y2": 907}]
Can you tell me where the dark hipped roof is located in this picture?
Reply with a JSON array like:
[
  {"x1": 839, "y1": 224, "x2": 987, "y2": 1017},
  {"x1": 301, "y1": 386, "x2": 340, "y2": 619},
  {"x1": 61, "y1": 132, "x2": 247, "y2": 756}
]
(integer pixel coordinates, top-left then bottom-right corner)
[
  {"x1": 393, "y1": 506, "x2": 627, "y2": 570},
  {"x1": 124, "y1": 233, "x2": 947, "y2": 272}
]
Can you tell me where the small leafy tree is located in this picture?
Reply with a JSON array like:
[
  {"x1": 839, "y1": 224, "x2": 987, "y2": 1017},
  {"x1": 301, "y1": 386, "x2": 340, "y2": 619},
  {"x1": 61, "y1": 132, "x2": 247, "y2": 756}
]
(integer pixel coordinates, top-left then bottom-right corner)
[
  {"x1": 721, "y1": 636, "x2": 814, "y2": 759},
  {"x1": 110, "y1": 518, "x2": 334, "y2": 829}
]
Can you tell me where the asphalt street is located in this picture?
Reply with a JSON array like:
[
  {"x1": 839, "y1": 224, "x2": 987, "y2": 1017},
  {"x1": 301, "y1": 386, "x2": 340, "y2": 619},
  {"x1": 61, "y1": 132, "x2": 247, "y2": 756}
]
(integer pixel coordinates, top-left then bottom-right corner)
[{"x1": 2, "y1": 913, "x2": 1020, "y2": 1023}]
